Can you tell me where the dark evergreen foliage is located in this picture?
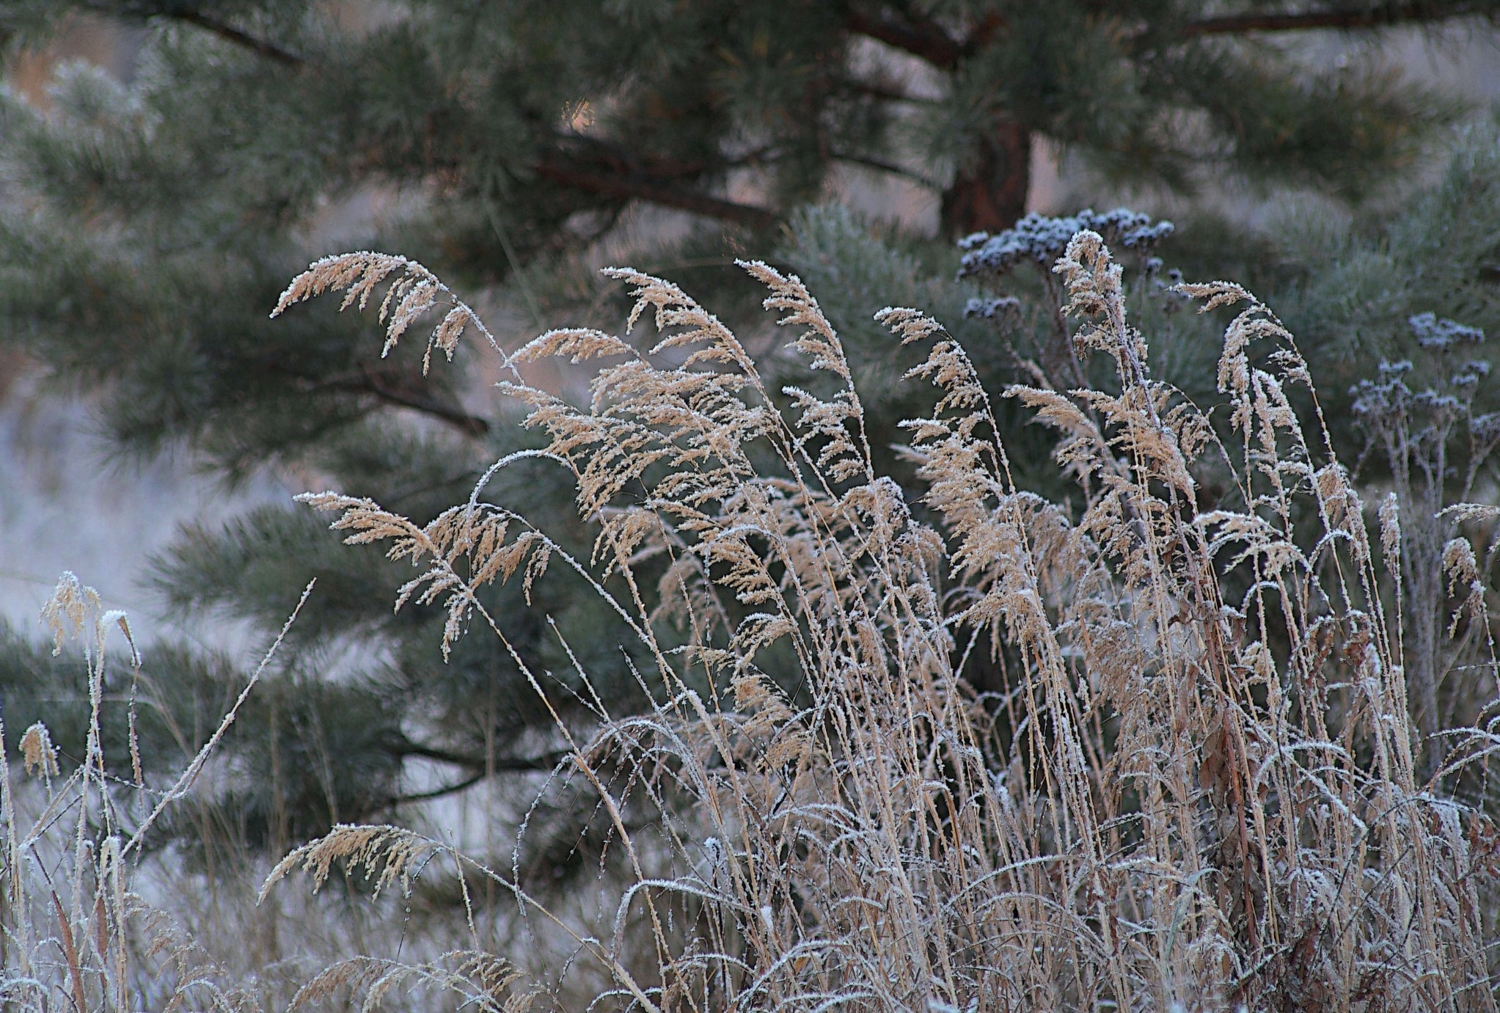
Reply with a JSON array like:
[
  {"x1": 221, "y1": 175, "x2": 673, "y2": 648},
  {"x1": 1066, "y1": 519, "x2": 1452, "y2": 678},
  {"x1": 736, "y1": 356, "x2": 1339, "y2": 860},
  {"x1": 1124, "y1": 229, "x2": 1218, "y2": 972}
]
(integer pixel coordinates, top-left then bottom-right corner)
[{"x1": 1, "y1": 1, "x2": 1498, "y2": 860}]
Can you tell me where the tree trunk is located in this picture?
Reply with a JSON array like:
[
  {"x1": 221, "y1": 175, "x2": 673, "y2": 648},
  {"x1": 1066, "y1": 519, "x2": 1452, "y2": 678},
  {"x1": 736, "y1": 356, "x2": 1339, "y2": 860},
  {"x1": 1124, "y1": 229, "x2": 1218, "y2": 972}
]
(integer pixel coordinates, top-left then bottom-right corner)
[{"x1": 941, "y1": 119, "x2": 1032, "y2": 236}]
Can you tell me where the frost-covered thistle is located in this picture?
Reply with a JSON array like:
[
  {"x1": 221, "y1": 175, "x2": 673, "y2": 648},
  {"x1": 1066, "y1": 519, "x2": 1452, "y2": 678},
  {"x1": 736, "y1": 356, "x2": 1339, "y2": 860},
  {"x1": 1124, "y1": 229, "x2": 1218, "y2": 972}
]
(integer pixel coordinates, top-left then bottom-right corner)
[
  {"x1": 956, "y1": 207, "x2": 1174, "y2": 278},
  {"x1": 1350, "y1": 313, "x2": 1500, "y2": 777},
  {"x1": 952, "y1": 208, "x2": 1177, "y2": 399}
]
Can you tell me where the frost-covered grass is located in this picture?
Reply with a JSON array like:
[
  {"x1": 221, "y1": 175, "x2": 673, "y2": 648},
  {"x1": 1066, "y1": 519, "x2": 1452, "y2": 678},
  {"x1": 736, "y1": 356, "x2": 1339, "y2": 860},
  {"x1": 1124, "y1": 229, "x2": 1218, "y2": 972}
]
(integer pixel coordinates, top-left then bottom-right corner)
[{"x1": 6, "y1": 229, "x2": 1500, "y2": 1012}]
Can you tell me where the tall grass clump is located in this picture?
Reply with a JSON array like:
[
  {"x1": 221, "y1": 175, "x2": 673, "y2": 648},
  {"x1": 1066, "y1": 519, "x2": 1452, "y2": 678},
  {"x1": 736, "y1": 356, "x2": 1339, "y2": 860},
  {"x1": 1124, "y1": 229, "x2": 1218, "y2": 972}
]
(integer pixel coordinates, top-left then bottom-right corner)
[{"x1": 263, "y1": 231, "x2": 1500, "y2": 1012}]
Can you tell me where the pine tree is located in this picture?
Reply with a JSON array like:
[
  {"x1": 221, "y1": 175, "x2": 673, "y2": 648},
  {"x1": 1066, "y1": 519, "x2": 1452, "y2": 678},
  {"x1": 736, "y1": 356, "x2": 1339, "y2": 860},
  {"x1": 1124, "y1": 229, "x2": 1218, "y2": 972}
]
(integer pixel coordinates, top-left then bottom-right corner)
[{"x1": 0, "y1": 1, "x2": 1496, "y2": 863}]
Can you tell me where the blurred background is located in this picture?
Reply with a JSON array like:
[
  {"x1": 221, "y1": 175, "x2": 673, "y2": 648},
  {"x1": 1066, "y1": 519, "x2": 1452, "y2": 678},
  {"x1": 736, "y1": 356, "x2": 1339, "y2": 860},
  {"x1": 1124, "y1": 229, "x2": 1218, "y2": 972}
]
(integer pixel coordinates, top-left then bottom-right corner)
[
  {"x1": 7, "y1": 8, "x2": 1500, "y2": 640},
  {"x1": 5, "y1": 6, "x2": 1500, "y2": 638}
]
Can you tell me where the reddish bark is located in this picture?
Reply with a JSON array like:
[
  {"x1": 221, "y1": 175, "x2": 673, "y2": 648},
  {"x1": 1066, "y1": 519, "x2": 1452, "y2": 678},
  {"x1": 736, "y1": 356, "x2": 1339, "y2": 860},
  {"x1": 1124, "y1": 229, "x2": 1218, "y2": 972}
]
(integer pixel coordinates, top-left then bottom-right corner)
[
  {"x1": 1183, "y1": 2, "x2": 1488, "y2": 36},
  {"x1": 941, "y1": 120, "x2": 1032, "y2": 236}
]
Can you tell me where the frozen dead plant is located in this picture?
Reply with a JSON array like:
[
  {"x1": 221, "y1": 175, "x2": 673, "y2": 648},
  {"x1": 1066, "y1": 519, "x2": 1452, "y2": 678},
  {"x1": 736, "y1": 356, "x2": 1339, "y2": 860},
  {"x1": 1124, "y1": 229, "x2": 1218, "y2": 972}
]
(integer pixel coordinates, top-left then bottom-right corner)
[
  {"x1": 0, "y1": 573, "x2": 312, "y2": 1013},
  {"x1": 274, "y1": 234, "x2": 1500, "y2": 1012}
]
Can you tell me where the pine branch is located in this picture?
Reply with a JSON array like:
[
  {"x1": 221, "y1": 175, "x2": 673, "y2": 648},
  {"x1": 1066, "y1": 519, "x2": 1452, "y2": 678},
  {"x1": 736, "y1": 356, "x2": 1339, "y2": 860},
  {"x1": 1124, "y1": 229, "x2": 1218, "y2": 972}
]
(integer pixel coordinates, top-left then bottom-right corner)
[
  {"x1": 552, "y1": 133, "x2": 717, "y2": 180},
  {"x1": 393, "y1": 741, "x2": 570, "y2": 774},
  {"x1": 1182, "y1": 2, "x2": 1494, "y2": 36},
  {"x1": 832, "y1": 151, "x2": 942, "y2": 189},
  {"x1": 845, "y1": 6, "x2": 1005, "y2": 69},
  {"x1": 553, "y1": 134, "x2": 780, "y2": 179},
  {"x1": 317, "y1": 367, "x2": 490, "y2": 437},
  {"x1": 391, "y1": 771, "x2": 486, "y2": 804},
  {"x1": 533, "y1": 158, "x2": 777, "y2": 228},
  {"x1": 168, "y1": 10, "x2": 303, "y2": 66},
  {"x1": 847, "y1": 2, "x2": 1494, "y2": 70},
  {"x1": 68, "y1": 3, "x2": 303, "y2": 64},
  {"x1": 845, "y1": 7, "x2": 963, "y2": 68},
  {"x1": 846, "y1": 79, "x2": 939, "y2": 105}
]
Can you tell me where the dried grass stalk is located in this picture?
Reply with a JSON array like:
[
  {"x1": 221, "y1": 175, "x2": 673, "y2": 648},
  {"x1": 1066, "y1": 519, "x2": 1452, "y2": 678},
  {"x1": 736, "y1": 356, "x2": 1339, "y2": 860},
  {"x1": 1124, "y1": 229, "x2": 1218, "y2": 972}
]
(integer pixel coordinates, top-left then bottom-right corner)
[{"x1": 272, "y1": 237, "x2": 1500, "y2": 1012}]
